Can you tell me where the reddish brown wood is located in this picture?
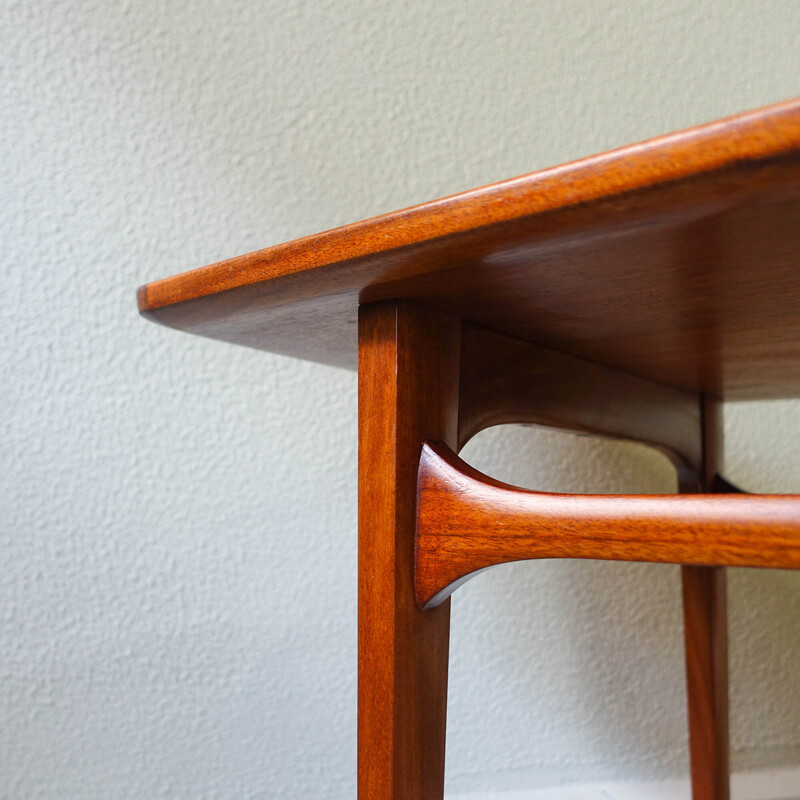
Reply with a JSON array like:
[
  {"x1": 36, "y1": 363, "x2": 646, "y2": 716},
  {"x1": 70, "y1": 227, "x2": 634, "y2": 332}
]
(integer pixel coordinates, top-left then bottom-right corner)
[
  {"x1": 139, "y1": 97, "x2": 800, "y2": 399},
  {"x1": 453, "y1": 321, "x2": 731, "y2": 796},
  {"x1": 682, "y1": 398, "x2": 730, "y2": 800},
  {"x1": 683, "y1": 565, "x2": 729, "y2": 800},
  {"x1": 457, "y1": 324, "x2": 731, "y2": 797},
  {"x1": 137, "y1": 97, "x2": 800, "y2": 798},
  {"x1": 358, "y1": 301, "x2": 460, "y2": 799},
  {"x1": 414, "y1": 441, "x2": 800, "y2": 609},
  {"x1": 458, "y1": 323, "x2": 702, "y2": 481}
]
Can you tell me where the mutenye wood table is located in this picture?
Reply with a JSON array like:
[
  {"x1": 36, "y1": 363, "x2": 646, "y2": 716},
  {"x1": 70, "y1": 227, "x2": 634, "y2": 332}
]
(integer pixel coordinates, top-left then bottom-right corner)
[{"x1": 139, "y1": 97, "x2": 800, "y2": 800}]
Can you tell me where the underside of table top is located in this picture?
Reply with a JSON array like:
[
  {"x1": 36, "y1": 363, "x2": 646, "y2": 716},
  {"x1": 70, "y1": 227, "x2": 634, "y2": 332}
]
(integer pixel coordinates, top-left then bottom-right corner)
[{"x1": 139, "y1": 97, "x2": 800, "y2": 400}]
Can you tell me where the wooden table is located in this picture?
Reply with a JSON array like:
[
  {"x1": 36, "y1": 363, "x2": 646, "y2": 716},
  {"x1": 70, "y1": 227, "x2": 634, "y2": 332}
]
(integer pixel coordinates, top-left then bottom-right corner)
[{"x1": 139, "y1": 96, "x2": 800, "y2": 800}]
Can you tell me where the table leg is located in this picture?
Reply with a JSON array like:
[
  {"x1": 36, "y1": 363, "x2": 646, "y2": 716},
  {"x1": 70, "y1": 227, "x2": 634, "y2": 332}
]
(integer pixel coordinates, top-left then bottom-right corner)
[
  {"x1": 357, "y1": 300, "x2": 460, "y2": 800},
  {"x1": 683, "y1": 399, "x2": 730, "y2": 800},
  {"x1": 683, "y1": 566, "x2": 730, "y2": 800}
]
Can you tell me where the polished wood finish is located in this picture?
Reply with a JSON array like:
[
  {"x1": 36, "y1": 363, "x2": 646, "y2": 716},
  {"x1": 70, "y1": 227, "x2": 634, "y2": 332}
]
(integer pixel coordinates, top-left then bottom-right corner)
[
  {"x1": 415, "y1": 441, "x2": 800, "y2": 609},
  {"x1": 683, "y1": 566, "x2": 729, "y2": 800},
  {"x1": 458, "y1": 323, "x2": 702, "y2": 480},
  {"x1": 682, "y1": 399, "x2": 730, "y2": 800},
  {"x1": 140, "y1": 97, "x2": 800, "y2": 399},
  {"x1": 458, "y1": 324, "x2": 731, "y2": 797},
  {"x1": 139, "y1": 99, "x2": 800, "y2": 800},
  {"x1": 358, "y1": 301, "x2": 460, "y2": 799}
]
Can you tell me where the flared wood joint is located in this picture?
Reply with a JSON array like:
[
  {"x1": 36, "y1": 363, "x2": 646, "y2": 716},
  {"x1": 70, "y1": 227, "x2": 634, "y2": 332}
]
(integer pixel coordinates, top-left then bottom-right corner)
[{"x1": 414, "y1": 441, "x2": 800, "y2": 609}]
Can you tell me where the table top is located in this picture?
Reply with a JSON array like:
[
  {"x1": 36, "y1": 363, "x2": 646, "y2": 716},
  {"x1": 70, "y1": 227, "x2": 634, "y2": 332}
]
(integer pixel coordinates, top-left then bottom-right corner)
[{"x1": 139, "y1": 97, "x2": 800, "y2": 399}]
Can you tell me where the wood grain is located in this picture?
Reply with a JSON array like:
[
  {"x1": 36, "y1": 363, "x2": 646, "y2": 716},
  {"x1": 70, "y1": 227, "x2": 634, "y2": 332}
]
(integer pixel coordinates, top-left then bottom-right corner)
[
  {"x1": 139, "y1": 97, "x2": 800, "y2": 399},
  {"x1": 458, "y1": 323, "x2": 702, "y2": 483},
  {"x1": 137, "y1": 95, "x2": 800, "y2": 797},
  {"x1": 414, "y1": 441, "x2": 800, "y2": 609},
  {"x1": 682, "y1": 398, "x2": 730, "y2": 800},
  {"x1": 457, "y1": 322, "x2": 730, "y2": 797},
  {"x1": 358, "y1": 301, "x2": 460, "y2": 799},
  {"x1": 683, "y1": 565, "x2": 729, "y2": 800}
]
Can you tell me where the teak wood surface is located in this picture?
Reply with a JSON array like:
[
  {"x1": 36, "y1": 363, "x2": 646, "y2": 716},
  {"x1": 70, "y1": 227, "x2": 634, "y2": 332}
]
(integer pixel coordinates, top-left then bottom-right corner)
[
  {"x1": 138, "y1": 99, "x2": 800, "y2": 800},
  {"x1": 457, "y1": 323, "x2": 703, "y2": 481},
  {"x1": 358, "y1": 302, "x2": 458, "y2": 799},
  {"x1": 681, "y1": 400, "x2": 730, "y2": 800},
  {"x1": 140, "y1": 96, "x2": 800, "y2": 399},
  {"x1": 415, "y1": 440, "x2": 800, "y2": 608}
]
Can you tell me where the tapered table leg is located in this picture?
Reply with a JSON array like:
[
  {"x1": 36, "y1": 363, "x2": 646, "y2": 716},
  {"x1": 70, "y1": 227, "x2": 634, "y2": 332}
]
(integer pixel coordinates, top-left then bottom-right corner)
[
  {"x1": 683, "y1": 566, "x2": 730, "y2": 800},
  {"x1": 358, "y1": 300, "x2": 460, "y2": 799},
  {"x1": 682, "y1": 399, "x2": 730, "y2": 800}
]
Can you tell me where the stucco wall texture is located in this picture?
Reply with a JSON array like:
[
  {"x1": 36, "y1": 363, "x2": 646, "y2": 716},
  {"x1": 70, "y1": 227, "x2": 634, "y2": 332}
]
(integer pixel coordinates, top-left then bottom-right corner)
[{"x1": 3, "y1": 1, "x2": 800, "y2": 797}]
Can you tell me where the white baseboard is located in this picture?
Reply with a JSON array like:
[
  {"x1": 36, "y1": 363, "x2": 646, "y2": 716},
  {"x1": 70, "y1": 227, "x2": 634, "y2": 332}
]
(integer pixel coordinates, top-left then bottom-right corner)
[{"x1": 447, "y1": 766, "x2": 800, "y2": 800}]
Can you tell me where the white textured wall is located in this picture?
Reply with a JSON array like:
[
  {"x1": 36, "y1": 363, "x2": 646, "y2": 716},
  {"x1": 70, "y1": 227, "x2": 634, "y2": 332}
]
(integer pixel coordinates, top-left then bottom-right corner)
[{"x1": 2, "y1": 1, "x2": 800, "y2": 797}]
